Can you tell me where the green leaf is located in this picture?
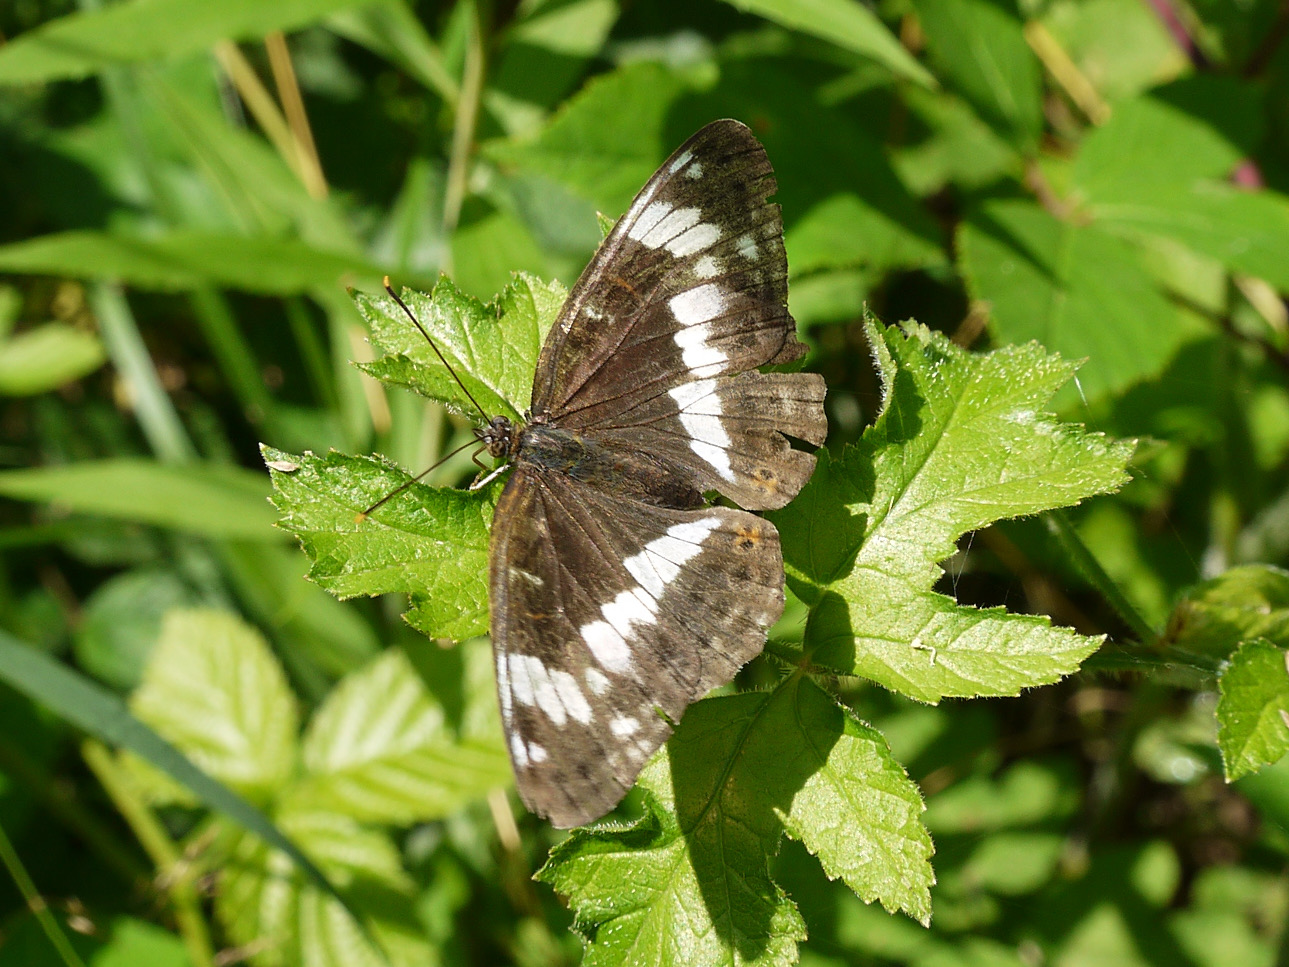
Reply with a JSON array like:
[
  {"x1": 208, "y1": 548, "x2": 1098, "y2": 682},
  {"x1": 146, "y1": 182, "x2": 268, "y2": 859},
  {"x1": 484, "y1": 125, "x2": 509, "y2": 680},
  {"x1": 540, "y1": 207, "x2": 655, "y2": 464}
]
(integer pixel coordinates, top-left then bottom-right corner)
[
  {"x1": 74, "y1": 567, "x2": 199, "y2": 691},
  {"x1": 487, "y1": 60, "x2": 944, "y2": 277},
  {"x1": 958, "y1": 198, "x2": 1196, "y2": 403},
  {"x1": 775, "y1": 678, "x2": 934, "y2": 923},
  {"x1": 1160, "y1": 565, "x2": 1289, "y2": 664},
  {"x1": 264, "y1": 446, "x2": 495, "y2": 640},
  {"x1": 0, "y1": 629, "x2": 345, "y2": 919},
  {"x1": 540, "y1": 678, "x2": 933, "y2": 963},
  {"x1": 218, "y1": 805, "x2": 432, "y2": 967},
  {"x1": 1217, "y1": 639, "x2": 1289, "y2": 780},
  {"x1": 0, "y1": 459, "x2": 282, "y2": 540},
  {"x1": 357, "y1": 273, "x2": 565, "y2": 421},
  {"x1": 720, "y1": 0, "x2": 935, "y2": 88},
  {"x1": 771, "y1": 320, "x2": 1133, "y2": 703},
  {"x1": 0, "y1": 321, "x2": 105, "y2": 395},
  {"x1": 1071, "y1": 78, "x2": 1264, "y2": 203},
  {"x1": 130, "y1": 608, "x2": 298, "y2": 803},
  {"x1": 909, "y1": 0, "x2": 1042, "y2": 150},
  {"x1": 291, "y1": 642, "x2": 511, "y2": 823},
  {"x1": 0, "y1": 230, "x2": 385, "y2": 295},
  {"x1": 0, "y1": 0, "x2": 374, "y2": 84},
  {"x1": 1068, "y1": 79, "x2": 1289, "y2": 290}
]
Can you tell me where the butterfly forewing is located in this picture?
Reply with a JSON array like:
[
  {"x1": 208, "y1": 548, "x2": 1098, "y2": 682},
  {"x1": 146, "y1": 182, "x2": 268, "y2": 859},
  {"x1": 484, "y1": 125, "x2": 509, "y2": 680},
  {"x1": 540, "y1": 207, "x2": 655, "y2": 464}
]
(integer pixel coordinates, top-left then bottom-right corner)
[
  {"x1": 528, "y1": 120, "x2": 827, "y2": 510},
  {"x1": 490, "y1": 469, "x2": 784, "y2": 828}
]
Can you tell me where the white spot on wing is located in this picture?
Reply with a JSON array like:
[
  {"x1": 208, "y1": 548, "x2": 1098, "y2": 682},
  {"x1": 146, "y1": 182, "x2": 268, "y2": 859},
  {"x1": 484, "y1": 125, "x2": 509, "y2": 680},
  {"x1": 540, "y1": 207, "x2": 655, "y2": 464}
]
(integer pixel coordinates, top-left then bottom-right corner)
[
  {"x1": 669, "y1": 380, "x2": 735, "y2": 481},
  {"x1": 610, "y1": 716, "x2": 641, "y2": 737},
  {"x1": 666, "y1": 222, "x2": 721, "y2": 258},
  {"x1": 669, "y1": 284, "x2": 727, "y2": 326},
  {"x1": 496, "y1": 653, "x2": 513, "y2": 724},
  {"x1": 582, "y1": 620, "x2": 633, "y2": 673},
  {"x1": 508, "y1": 655, "x2": 591, "y2": 726},
  {"x1": 585, "y1": 668, "x2": 611, "y2": 695},
  {"x1": 510, "y1": 733, "x2": 528, "y2": 767},
  {"x1": 627, "y1": 201, "x2": 672, "y2": 243},
  {"x1": 685, "y1": 161, "x2": 704, "y2": 179},
  {"x1": 528, "y1": 743, "x2": 548, "y2": 763},
  {"x1": 581, "y1": 518, "x2": 722, "y2": 674},
  {"x1": 737, "y1": 234, "x2": 759, "y2": 260},
  {"x1": 633, "y1": 206, "x2": 702, "y2": 250},
  {"x1": 668, "y1": 149, "x2": 693, "y2": 174},
  {"x1": 694, "y1": 255, "x2": 721, "y2": 279},
  {"x1": 673, "y1": 323, "x2": 727, "y2": 378}
]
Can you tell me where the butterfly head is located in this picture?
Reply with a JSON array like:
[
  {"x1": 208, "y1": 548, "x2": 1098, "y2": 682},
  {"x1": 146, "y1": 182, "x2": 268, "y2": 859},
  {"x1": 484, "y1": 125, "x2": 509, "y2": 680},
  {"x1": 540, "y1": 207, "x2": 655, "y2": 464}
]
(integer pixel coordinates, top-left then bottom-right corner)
[{"x1": 475, "y1": 415, "x2": 517, "y2": 460}]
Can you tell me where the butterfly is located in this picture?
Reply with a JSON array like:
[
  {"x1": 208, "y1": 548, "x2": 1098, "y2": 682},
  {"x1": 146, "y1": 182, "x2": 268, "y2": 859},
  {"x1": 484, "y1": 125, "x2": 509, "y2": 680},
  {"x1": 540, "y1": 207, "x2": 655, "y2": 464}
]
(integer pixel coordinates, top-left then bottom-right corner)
[{"x1": 402, "y1": 119, "x2": 826, "y2": 828}]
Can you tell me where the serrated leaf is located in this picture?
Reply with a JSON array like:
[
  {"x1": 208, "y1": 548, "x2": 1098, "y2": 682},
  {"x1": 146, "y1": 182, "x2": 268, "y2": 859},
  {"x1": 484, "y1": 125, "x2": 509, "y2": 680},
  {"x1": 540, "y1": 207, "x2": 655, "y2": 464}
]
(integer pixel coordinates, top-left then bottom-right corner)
[
  {"x1": 291, "y1": 642, "x2": 510, "y2": 824},
  {"x1": 1217, "y1": 639, "x2": 1289, "y2": 781},
  {"x1": 218, "y1": 806, "x2": 432, "y2": 967},
  {"x1": 265, "y1": 446, "x2": 495, "y2": 640},
  {"x1": 540, "y1": 678, "x2": 933, "y2": 962},
  {"x1": 131, "y1": 609, "x2": 298, "y2": 803},
  {"x1": 773, "y1": 677, "x2": 934, "y2": 923},
  {"x1": 355, "y1": 273, "x2": 564, "y2": 422},
  {"x1": 771, "y1": 320, "x2": 1133, "y2": 703},
  {"x1": 1161, "y1": 565, "x2": 1289, "y2": 664},
  {"x1": 958, "y1": 198, "x2": 1195, "y2": 404},
  {"x1": 909, "y1": 0, "x2": 1042, "y2": 150},
  {"x1": 539, "y1": 692, "x2": 807, "y2": 967}
]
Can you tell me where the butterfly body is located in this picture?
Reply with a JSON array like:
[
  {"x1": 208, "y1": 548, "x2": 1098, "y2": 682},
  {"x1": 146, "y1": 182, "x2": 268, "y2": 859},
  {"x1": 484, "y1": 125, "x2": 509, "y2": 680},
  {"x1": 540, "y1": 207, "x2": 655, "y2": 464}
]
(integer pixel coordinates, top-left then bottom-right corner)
[{"x1": 478, "y1": 119, "x2": 827, "y2": 827}]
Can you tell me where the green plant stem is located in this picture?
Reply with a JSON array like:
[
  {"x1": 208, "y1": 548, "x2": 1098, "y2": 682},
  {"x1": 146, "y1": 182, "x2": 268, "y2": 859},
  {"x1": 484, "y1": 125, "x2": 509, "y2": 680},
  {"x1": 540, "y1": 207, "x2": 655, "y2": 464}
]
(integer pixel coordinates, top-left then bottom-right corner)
[
  {"x1": 0, "y1": 819, "x2": 88, "y2": 967},
  {"x1": 285, "y1": 296, "x2": 338, "y2": 410},
  {"x1": 89, "y1": 282, "x2": 196, "y2": 464},
  {"x1": 0, "y1": 735, "x2": 147, "y2": 888},
  {"x1": 189, "y1": 286, "x2": 275, "y2": 428},
  {"x1": 441, "y1": 0, "x2": 486, "y2": 249},
  {"x1": 1045, "y1": 510, "x2": 1156, "y2": 643},
  {"x1": 81, "y1": 740, "x2": 216, "y2": 967}
]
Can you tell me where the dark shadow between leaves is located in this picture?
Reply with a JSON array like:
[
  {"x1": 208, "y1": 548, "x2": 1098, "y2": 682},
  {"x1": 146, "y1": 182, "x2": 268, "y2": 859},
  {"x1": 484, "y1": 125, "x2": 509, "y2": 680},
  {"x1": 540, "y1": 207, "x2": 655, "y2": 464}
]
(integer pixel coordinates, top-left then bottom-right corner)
[{"x1": 669, "y1": 678, "x2": 844, "y2": 961}]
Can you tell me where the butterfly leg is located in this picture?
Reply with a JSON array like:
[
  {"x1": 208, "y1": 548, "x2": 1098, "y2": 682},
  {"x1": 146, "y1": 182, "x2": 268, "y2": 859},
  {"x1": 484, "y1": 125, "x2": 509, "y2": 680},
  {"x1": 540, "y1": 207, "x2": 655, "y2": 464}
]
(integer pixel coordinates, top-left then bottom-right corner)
[{"x1": 469, "y1": 462, "x2": 511, "y2": 491}]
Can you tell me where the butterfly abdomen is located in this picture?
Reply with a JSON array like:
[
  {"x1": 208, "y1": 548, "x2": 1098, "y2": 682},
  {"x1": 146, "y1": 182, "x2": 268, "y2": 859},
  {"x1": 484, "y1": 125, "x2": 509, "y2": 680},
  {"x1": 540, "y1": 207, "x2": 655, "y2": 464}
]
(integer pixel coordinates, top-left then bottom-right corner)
[{"x1": 516, "y1": 424, "x2": 705, "y2": 510}]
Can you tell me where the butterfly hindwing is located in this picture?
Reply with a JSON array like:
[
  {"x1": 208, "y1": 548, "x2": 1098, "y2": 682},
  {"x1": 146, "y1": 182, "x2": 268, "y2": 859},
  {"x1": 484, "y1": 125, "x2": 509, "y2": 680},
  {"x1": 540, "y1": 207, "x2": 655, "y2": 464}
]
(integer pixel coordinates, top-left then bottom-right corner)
[
  {"x1": 489, "y1": 467, "x2": 785, "y2": 828},
  {"x1": 529, "y1": 119, "x2": 827, "y2": 510}
]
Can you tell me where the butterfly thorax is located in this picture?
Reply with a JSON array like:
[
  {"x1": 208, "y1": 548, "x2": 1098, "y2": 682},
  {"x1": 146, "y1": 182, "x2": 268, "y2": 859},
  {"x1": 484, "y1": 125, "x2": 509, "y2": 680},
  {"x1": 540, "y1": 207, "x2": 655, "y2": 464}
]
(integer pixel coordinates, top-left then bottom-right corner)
[{"x1": 513, "y1": 422, "x2": 705, "y2": 510}]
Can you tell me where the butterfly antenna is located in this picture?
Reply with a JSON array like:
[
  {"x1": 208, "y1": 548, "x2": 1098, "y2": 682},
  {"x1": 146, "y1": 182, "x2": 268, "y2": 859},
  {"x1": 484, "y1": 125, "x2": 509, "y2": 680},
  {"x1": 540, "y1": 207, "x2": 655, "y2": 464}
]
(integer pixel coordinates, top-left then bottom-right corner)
[
  {"x1": 383, "y1": 276, "x2": 490, "y2": 421},
  {"x1": 355, "y1": 436, "x2": 481, "y2": 522}
]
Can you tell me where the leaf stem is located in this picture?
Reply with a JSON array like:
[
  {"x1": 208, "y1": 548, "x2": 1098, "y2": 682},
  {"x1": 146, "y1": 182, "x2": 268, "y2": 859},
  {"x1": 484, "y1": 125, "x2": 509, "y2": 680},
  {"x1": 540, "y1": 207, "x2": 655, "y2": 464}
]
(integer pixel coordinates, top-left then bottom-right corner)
[
  {"x1": 0, "y1": 819, "x2": 88, "y2": 967},
  {"x1": 81, "y1": 740, "x2": 216, "y2": 967},
  {"x1": 442, "y1": 0, "x2": 486, "y2": 246},
  {"x1": 1045, "y1": 510, "x2": 1157, "y2": 644}
]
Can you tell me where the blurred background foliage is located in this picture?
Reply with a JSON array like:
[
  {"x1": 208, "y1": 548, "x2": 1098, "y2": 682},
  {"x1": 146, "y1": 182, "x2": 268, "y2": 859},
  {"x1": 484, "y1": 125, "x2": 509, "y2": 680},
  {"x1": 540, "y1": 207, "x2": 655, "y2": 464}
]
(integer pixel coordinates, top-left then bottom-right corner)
[{"x1": 1, "y1": 0, "x2": 1289, "y2": 965}]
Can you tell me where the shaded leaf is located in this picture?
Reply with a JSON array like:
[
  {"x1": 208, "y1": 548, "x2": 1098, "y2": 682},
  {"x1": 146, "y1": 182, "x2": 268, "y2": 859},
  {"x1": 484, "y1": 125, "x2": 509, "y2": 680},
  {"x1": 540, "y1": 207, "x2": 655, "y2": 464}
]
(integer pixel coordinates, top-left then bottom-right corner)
[
  {"x1": 1160, "y1": 564, "x2": 1289, "y2": 664},
  {"x1": 910, "y1": 0, "x2": 1042, "y2": 149},
  {"x1": 540, "y1": 678, "x2": 933, "y2": 963},
  {"x1": 1217, "y1": 638, "x2": 1289, "y2": 780},
  {"x1": 721, "y1": 0, "x2": 935, "y2": 87},
  {"x1": 959, "y1": 198, "x2": 1195, "y2": 403}
]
